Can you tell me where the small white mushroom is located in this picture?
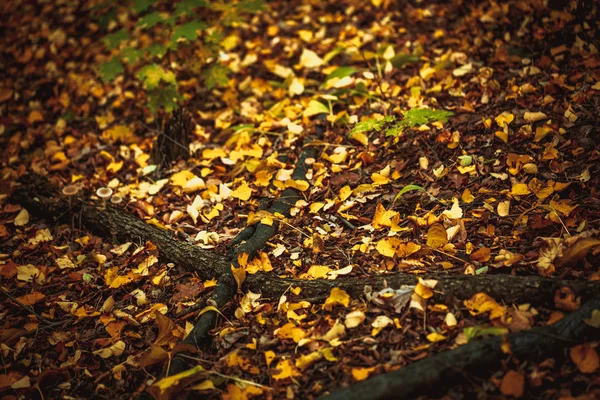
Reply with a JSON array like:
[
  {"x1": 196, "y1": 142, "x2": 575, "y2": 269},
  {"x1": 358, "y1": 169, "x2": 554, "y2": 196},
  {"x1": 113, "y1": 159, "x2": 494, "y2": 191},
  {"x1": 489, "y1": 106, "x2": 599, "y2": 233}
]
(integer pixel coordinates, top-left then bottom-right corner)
[
  {"x1": 96, "y1": 187, "x2": 113, "y2": 208},
  {"x1": 110, "y1": 195, "x2": 123, "y2": 204},
  {"x1": 62, "y1": 184, "x2": 81, "y2": 208},
  {"x1": 96, "y1": 187, "x2": 113, "y2": 199}
]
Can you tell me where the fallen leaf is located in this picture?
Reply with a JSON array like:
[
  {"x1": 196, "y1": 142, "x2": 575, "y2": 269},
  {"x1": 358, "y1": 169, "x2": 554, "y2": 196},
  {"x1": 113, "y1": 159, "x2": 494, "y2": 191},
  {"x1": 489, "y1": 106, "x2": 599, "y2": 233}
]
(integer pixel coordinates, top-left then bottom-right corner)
[{"x1": 500, "y1": 370, "x2": 524, "y2": 398}]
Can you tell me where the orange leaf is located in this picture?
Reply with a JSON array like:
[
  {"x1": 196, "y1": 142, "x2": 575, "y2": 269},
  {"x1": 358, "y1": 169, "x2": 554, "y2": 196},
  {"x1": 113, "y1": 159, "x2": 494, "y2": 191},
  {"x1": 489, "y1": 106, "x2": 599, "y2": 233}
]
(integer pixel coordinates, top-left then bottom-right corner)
[
  {"x1": 570, "y1": 344, "x2": 599, "y2": 374},
  {"x1": 15, "y1": 291, "x2": 45, "y2": 306},
  {"x1": 500, "y1": 370, "x2": 524, "y2": 398}
]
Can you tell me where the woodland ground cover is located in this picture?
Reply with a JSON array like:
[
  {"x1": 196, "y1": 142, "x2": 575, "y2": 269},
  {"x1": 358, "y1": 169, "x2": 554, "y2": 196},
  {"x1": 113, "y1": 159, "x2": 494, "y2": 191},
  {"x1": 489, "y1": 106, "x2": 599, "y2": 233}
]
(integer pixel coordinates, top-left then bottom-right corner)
[{"x1": 0, "y1": 0, "x2": 599, "y2": 399}]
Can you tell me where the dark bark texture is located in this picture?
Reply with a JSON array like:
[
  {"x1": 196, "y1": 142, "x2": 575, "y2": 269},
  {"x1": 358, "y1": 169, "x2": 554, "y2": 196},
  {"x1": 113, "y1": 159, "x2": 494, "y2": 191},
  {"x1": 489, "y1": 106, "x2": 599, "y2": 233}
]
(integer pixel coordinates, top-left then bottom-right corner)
[
  {"x1": 150, "y1": 108, "x2": 193, "y2": 168},
  {"x1": 320, "y1": 294, "x2": 600, "y2": 400}
]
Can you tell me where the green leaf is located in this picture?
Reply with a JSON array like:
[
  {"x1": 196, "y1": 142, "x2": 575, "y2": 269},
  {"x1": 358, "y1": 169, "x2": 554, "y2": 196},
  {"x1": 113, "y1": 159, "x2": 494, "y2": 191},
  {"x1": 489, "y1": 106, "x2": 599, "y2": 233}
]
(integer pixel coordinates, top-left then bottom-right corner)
[
  {"x1": 121, "y1": 47, "x2": 142, "y2": 65},
  {"x1": 323, "y1": 46, "x2": 344, "y2": 64},
  {"x1": 236, "y1": 0, "x2": 266, "y2": 13},
  {"x1": 475, "y1": 266, "x2": 489, "y2": 275},
  {"x1": 103, "y1": 29, "x2": 129, "y2": 49},
  {"x1": 201, "y1": 64, "x2": 231, "y2": 90},
  {"x1": 172, "y1": 21, "x2": 206, "y2": 42},
  {"x1": 136, "y1": 64, "x2": 176, "y2": 89},
  {"x1": 147, "y1": 43, "x2": 167, "y2": 58},
  {"x1": 174, "y1": 0, "x2": 210, "y2": 17},
  {"x1": 386, "y1": 108, "x2": 454, "y2": 137},
  {"x1": 401, "y1": 108, "x2": 453, "y2": 127},
  {"x1": 147, "y1": 86, "x2": 180, "y2": 113},
  {"x1": 393, "y1": 185, "x2": 424, "y2": 203},
  {"x1": 325, "y1": 66, "x2": 356, "y2": 81},
  {"x1": 98, "y1": 57, "x2": 124, "y2": 82},
  {"x1": 304, "y1": 100, "x2": 330, "y2": 117},
  {"x1": 96, "y1": 7, "x2": 117, "y2": 31},
  {"x1": 137, "y1": 11, "x2": 163, "y2": 28},
  {"x1": 351, "y1": 116, "x2": 395, "y2": 135},
  {"x1": 463, "y1": 326, "x2": 508, "y2": 342},
  {"x1": 584, "y1": 309, "x2": 600, "y2": 328},
  {"x1": 134, "y1": 0, "x2": 153, "y2": 13},
  {"x1": 390, "y1": 54, "x2": 420, "y2": 69}
]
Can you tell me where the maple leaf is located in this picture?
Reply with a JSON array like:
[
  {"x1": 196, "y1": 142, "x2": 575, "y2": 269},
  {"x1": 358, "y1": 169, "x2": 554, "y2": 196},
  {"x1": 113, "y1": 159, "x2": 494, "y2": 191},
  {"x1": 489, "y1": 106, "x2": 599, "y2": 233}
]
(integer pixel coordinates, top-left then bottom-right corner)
[
  {"x1": 172, "y1": 21, "x2": 207, "y2": 42},
  {"x1": 98, "y1": 57, "x2": 124, "y2": 82},
  {"x1": 103, "y1": 29, "x2": 128, "y2": 49}
]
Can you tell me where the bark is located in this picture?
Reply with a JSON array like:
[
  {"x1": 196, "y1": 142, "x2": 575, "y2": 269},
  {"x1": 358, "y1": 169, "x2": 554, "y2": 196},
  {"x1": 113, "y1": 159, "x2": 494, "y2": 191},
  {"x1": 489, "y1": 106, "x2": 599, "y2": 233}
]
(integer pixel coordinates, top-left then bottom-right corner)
[
  {"x1": 12, "y1": 172, "x2": 600, "y2": 400},
  {"x1": 320, "y1": 294, "x2": 600, "y2": 400},
  {"x1": 10, "y1": 174, "x2": 600, "y2": 309},
  {"x1": 150, "y1": 108, "x2": 193, "y2": 168}
]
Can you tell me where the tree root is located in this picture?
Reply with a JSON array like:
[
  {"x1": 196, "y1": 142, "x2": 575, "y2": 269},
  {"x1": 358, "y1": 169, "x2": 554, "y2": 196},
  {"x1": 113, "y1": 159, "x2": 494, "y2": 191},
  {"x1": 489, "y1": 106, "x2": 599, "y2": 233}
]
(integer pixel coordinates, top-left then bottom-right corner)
[{"x1": 320, "y1": 294, "x2": 600, "y2": 400}]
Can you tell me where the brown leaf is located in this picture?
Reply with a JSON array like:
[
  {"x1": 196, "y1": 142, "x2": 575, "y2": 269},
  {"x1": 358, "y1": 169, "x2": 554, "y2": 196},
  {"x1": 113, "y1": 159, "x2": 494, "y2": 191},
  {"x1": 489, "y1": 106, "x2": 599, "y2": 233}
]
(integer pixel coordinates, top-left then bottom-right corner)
[
  {"x1": 570, "y1": 344, "x2": 599, "y2": 374},
  {"x1": 499, "y1": 370, "x2": 524, "y2": 398},
  {"x1": 554, "y1": 287, "x2": 580, "y2": 311},
  {"x1": 15, "y1": 291, "x2": 45, "y2": 306},
  {"x1": 555, "y1": 237, "x2": 600, "y2": 268}
]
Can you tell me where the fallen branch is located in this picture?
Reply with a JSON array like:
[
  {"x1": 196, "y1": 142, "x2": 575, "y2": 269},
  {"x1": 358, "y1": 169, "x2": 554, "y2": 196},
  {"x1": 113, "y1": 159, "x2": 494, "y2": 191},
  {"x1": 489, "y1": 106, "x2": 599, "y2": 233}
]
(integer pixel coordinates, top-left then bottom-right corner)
[
  {"x1": 320, "y1": 294, "x2": 600, "y2": 400},
  {"x1": 11, "y1": 175, "x2": 600, "y2": 309}
]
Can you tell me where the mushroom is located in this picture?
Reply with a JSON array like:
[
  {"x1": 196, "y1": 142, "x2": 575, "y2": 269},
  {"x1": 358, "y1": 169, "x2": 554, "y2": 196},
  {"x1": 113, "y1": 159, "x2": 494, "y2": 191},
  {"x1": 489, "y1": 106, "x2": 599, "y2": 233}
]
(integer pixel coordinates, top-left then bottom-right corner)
[
  {"x1": 96, "y1": 187, "x2": 113, "y2": 208},
  {"x1": 110, "y1": 195, "x2": 123, "y2": 205},
  {"x1": 62, "y1": 184, "x2": 81, "y2": 208}
]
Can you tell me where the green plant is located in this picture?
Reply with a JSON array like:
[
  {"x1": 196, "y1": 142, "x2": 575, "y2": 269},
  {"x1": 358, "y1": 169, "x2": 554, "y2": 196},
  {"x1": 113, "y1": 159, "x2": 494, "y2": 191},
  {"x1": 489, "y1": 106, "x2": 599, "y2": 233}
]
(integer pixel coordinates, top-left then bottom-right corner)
[
  {"x1": 349, "y1": 108, "x2": 454, "y2": 138},
  {"x1": 95, "y1": 0, "x2": 266, "y2": 112}
]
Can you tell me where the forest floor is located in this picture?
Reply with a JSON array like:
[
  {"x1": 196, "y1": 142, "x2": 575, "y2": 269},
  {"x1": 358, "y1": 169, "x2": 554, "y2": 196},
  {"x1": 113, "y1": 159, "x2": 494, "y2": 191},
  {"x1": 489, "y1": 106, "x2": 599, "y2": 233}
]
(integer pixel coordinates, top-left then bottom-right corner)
[{"x1": 0, "y1": 0, "x2": 599, "y2": 399}]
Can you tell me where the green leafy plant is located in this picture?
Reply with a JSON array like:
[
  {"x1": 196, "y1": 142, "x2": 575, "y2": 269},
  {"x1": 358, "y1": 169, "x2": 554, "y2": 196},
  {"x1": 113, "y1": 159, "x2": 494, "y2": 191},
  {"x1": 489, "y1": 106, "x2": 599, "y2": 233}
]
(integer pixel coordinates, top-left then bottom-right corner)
[
  {"x1": 96, "y1": 0, "x2": 265, "y2": 112},
  {"x1": 349, "y1": 108, "x2": 454, "y2": 139}
]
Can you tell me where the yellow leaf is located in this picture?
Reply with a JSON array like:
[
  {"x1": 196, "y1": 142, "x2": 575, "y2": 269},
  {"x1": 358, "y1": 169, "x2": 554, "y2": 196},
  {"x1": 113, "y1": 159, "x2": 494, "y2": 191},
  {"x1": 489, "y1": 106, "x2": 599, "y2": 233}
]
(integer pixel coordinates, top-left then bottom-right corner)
[
  {"x1": 464, "y1": 292, "x2": 505, "y2": 319},
  {"x1": 511, "y1": 183, "x2": 531, "y2": 196},
  {"x1": 272, "y1": 359, "x2": 301, "y2": 380},
  {"x1": 442, "y1": 198, "x2": 463, "y2": 219},
  {"x1": 495, "y1": 112, "x2": 514, "y2": 128},
  {"x1": 339, "y1": 186, "x2": 352, "y2": 202},
  {"x1": 285, "y1": 179, "x2": 309, "y2": 191},
  {"x1": 349, "y1": 131, "x2": 368, "y2": 146},
  {"x1": 148, "y1": 365, "x2": 206, "y2": 400},
  {"x1": 274, "y1": 322, "x2": 306, "y2": 343},
  {"x1": 461, "y1": 188, "x2": 475, "y2": 203},
  {"x1": 105, "y1": 267, "x2": 135, "y2": 288},
  {"x1": 246, "y1": 251, "x2": 273, "y2": 274},
  {"x1": 375, "y1": 237, "x2": 401, "y2": 257},
  {"x1": 231, "y1": 264, "x2": 246, "y2": 291},
  {"x1": 170, "y1": 170, "x2": 196, "y2": 187},
  {"x1": 202, "y1": 148, "x2": 226, "y2": 159},
  {"x1": 107, "y1": 161, "x2": 123, "y2": 173},
  {"x1": 295, "y1": 350, "x2": 324, "y2": 371},
  {"x1": 323, "y1": 287, "x2": 350, "y2": 310},
  {"x1": 28, "y1": 110, "x2": 44, "y2": 124},
  {"x1": 549, "y1": 199, "x2": 577, "y2": 216},
  {"x1": 426, "y1": 332, "x2": 446, "y2": 343},
  {"x1": 372, "y1": 203, "x2": 397, "y2": 229},
  {"x1": 427, "y1": 223, "x2": 448, "y2": 248},
  {"x1": 93, "y1": 340, "x2": 126, "y2": 359},
  {"x1": 494, "y1": 130, "x2": 508, "y2": 143},
  {"x1": 300, "y1": 265, "x2": 331, "y2": 279},
  {"x1": 497, "y1": 200, "x2": 510, "y2": 217},
  {"x1": 299, "y1": 48, "x2": 324, "y2": 69},
  {"x1": 14, "y1": 208, "x2": 30, "y2": 226},
  {"x1": 351, "y1": 366, "x2": 376, "y2": 381},
  {"x1": 264, "y1": 350, "x2": 276, "y2": 367},
  {"x1": 254, "y1": 170, "x2": 272, "y2": 186},
  {"x1": 231, "y1": 182, "x2": 253, "y2": 201},
  {"x1": 102, "y1": 125, "x2": 133, "y2": 144},
  {"x1": 309, "y1": 202, "x2": 325, "y2": 213}
]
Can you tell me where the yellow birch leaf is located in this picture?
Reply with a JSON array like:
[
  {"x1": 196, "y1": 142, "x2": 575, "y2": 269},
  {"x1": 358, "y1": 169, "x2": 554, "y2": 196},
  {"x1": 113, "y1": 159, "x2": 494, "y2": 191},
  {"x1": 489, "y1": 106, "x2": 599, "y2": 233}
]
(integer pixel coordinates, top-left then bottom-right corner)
[
  {"x1": 427, "y1": 223, "x2": 448, "y2": 248},
  {"x1": 323, "y1": 287, "x2": 350, "y2": 310},
  {"x1": 231, "y1": 182, "x2": 253, "y2": 201}
]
